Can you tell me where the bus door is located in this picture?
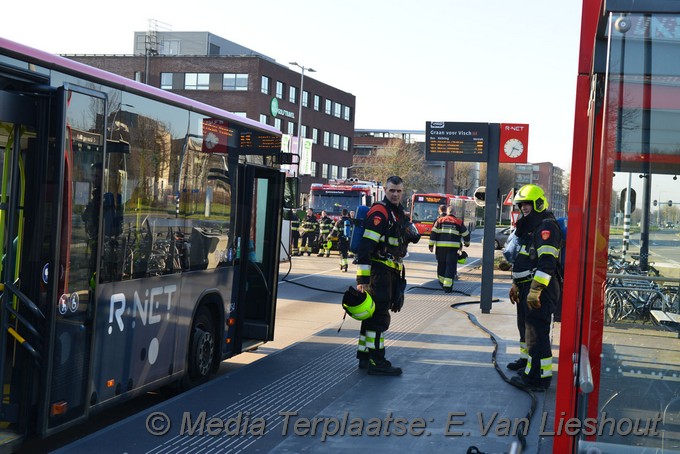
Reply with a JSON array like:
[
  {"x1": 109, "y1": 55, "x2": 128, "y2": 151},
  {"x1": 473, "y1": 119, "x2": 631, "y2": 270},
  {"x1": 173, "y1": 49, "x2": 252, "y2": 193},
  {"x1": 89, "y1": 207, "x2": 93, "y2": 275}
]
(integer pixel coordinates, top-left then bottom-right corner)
[
  {"x1": 233, "y1": 164, "x2": 284, "y2": 351},
  {"x1": 39, "y1": 85, "x2": 107, "y2": 434},
  {"x1": 0, "y1": 81, "x2": 46, "y2": 444}
]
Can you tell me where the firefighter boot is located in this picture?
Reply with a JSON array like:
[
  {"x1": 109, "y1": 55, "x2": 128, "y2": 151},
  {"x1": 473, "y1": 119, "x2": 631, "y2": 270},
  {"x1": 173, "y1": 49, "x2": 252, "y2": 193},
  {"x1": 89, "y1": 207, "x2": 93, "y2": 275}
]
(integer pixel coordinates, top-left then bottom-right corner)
[
  {"x1": 506, "y1": 358, "x2": 527, "y2": 371},
  {"x1": 342, "y1": 264, "x2": 348, "y2": 272},
  {"x1": 510, "y1": 374, "x2": 551, "y2": 392},
  {"x1": 368, "y1": 358, "x2": 402, "y2": 376}
]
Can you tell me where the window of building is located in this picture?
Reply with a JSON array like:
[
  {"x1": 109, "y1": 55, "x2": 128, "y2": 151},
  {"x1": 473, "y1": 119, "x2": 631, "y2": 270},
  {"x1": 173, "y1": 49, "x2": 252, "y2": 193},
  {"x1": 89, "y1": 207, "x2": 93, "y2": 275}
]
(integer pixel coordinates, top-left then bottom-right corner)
[
  {"x1": 261, "y1": 76, "x2": 270, "y2": 94},
  {"x1": 325, "y1": 99, "x2": 332, "y2": 115},
  {"x1": 340, "y1": 167, "x2": 348, "y2": 179},
  {"x1": 311, "y1": 161, "x2": 317, "y2": 177},
  {"x1": 160, "y1": 72, "x2": 173, "y2": 90},
  {"x1": 223, "y1": 73, "x2": 248, "y2": 91},
  {"x1": 332, "y1": 133, "x2": 340, "y2": 149},
  {"x1": 234, "y1": 112, "x2": 247, "y2": 118},
  {"x1": 287, "y1": 122, "x2": 295, "y2": 135},
  {"x1": 322, "y1": 163, "x2": 329, "y2": 179},
  {"x1": 160, "y1": 39, "x2": 180, "y2": 55},
  {"x1": 330, "y1": 165, "x2": 337, "y2": 179},
  {"x1": 342, "y1": 136, "x2": 349, "y2": 151},
  {"x1": 314, "y1": 95, "x2": 320, "y2": 111},
  {"x1": 323, "y1": 131, "x2": 330, "y2": 147},
  {"x1": 301, "y1": 125, "x2": 307, "y2": 139},
  {"x1": 289, "y1": 86, "x2": 297, "y2": 103},
  {"x1": 274, "y1": 118, "x2": 282, "y2": 130},
  {"x1": 276, "y1": 81, "x2": 284, "y2": 99},
  {"x1": 334, "y1": 103, "x2": 342, "y2": 118},
  {"x1": 185, "y1": 73, "x2": 210, "y2": 90},
  {"x1": 302, "y1": 91, "x2": 309, "y2": 108},
  {"x1": 259, "y1": 114, "x2": 268, "y2": 125},
  {"x1": 312, "y1": 128, "x2": 319, "y2": 144},
  {"x1": 343, "y1": 105, "x2": 351, "y2": 121}
]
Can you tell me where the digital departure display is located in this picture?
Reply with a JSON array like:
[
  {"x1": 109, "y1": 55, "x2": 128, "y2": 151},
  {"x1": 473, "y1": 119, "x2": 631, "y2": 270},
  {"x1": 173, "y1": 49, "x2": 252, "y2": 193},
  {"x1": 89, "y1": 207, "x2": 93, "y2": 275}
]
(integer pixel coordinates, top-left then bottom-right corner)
[{"x1": 425, "y1": 121, "x2": 489, "y2": 162}]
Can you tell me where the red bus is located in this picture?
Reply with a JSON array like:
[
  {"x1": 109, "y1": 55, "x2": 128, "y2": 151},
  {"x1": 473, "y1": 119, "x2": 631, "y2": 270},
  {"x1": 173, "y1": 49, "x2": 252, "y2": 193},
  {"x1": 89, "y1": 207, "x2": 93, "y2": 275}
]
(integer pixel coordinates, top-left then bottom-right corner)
[
  {"x1": 0, "y1": 37, "x2": 286, "y2": 449},
  {"x1": 410, "y1": 193, "x2": 477, "y2": 235}
]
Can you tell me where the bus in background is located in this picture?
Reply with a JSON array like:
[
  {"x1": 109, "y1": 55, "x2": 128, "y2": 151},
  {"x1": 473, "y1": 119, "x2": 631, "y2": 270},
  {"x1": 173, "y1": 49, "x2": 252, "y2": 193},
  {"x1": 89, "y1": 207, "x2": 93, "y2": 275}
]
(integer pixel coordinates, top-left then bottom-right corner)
[
  {"x1": 0, "y1": 37, "x2": 286, "y2": 450},
  {"x1": 308, "y1": 178, "x2": 384, "y2": 220},
  {"x1": 410, "y1": 193, "x2": 477, "y2": 235}
]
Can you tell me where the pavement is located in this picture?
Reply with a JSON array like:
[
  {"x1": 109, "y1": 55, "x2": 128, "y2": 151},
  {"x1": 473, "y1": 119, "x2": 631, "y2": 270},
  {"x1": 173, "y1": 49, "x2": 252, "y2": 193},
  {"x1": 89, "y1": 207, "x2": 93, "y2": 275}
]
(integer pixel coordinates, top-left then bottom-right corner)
[{"x1": 56, "y1": 259, "x2": 561, "y2": 454}]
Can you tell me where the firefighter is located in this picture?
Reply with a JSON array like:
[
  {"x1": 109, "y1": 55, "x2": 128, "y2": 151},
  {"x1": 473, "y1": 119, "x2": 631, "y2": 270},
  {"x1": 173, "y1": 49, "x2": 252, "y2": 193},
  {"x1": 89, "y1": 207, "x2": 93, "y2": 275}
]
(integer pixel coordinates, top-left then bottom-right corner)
[
  {"x1": 289, "y1": 208, "x2": 302, "y2": 256},
  {"x1": 433, "y1": 204, "x2": 447, "y2": 281},
  {"x1": 328, "y1": 208, "x2": 352, "y2": 271},
  {"x1": 428, "y1": 205, "x2": 470, "y2": 293},
  {"x1": 355, "y1": 176, "x2": 419, "y2": 376},
  {"x1": 507, "y1": 184, "x2": 562, "y2": 392},
  {"x1": 299, "y1": 208, "x2": 319, "y2": 256},
  {"x1": 317, "y1": 210, "x2": 333, "y2": 257}
]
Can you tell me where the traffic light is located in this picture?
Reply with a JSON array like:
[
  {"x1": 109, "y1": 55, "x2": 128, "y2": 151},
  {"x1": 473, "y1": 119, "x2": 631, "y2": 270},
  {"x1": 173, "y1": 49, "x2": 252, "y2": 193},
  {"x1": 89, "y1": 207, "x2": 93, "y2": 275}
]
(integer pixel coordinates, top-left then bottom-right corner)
[
  {"x1": 654, "y1": 200, "x2": 658, "y2": 206},
  {"x1": 620, "y1": 188, "x2": 636, "y2": 212},
  {"x1": 669, "y1": 200, "x2": 673, "y2": 207}
]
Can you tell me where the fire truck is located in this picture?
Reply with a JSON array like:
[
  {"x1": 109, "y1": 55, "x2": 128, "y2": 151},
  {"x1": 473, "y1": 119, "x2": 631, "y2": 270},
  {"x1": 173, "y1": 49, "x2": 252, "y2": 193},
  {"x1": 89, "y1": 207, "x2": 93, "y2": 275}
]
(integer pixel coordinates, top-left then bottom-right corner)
[
  {"x1": 308, "y1": 179, "x2": 384, "y2": 251},
  {"x1": 309, "y1": 179, "x2": 384, "y2": 220}
]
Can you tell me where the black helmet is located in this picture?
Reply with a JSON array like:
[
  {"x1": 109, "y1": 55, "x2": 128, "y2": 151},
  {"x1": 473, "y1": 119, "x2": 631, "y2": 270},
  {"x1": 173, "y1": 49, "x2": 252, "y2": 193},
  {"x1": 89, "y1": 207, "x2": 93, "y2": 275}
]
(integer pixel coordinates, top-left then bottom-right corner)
[
  {"x1": 342, "y1": 286, "x2": 375, "y2": 320},
  {"x1": 405, "y1": 222, "x2": 421, "y2": 244}
]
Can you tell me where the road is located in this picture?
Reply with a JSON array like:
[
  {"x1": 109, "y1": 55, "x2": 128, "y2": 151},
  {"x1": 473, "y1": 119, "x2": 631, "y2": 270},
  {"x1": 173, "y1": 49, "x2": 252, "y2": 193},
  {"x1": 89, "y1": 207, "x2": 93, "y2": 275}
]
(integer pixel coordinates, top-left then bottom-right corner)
[{"x1": 19, "y1": 231, "x2": 485, "y2": 453}]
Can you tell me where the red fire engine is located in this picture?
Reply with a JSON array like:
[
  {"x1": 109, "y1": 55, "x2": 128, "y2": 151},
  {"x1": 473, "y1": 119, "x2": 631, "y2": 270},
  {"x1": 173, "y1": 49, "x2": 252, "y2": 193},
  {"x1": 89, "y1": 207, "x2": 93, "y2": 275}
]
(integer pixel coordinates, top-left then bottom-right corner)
[{"x1": 309, "y1": 179, "x2": 385, "y2": 220}]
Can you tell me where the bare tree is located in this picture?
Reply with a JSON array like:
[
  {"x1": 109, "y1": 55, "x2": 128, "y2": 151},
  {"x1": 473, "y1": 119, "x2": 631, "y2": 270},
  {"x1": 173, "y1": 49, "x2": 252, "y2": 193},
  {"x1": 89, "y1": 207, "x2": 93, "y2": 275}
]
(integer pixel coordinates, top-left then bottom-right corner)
[
  {"x1": 352, "y1": 139, "x2": 437, "y2": 192},
  {"x1": 450, "y1": 162, "x2": 476, "y2": 195}
]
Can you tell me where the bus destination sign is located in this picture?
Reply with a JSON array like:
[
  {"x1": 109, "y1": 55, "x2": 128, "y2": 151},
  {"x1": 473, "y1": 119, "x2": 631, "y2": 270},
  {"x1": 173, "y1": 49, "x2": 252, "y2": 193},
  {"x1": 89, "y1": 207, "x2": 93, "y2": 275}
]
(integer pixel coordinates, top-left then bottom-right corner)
[{"x1": 425, "y1": 121, "x2": 489, "y2": 162}]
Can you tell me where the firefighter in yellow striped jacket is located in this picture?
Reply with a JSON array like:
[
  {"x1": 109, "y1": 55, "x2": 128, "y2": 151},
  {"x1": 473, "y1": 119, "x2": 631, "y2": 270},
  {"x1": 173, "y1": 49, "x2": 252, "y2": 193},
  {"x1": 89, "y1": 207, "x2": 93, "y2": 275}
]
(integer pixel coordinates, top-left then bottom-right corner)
[
  {"x1": 507, "y1": 184, "x2": 562, "y2": 392},
  {"x1": 299, "y1": 208, "x2": 319, "y2": 256},
  {"x1": 428, "y1": 205, "x2": 470, "y2": 293},
  {"x1": 317, "y1": 210, "x2": 334, "y2": 257}
]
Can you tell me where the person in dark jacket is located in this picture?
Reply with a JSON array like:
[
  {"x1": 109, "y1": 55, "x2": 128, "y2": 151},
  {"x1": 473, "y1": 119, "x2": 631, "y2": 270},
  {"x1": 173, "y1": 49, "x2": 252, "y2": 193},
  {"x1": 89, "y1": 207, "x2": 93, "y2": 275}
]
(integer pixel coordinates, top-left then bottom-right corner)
[
  {"x1": 506, "y1": 184, "x2": 562, "y2": 392},
  {"x1": 355, "y1": 176, "x2": 419, "y2": 376}
]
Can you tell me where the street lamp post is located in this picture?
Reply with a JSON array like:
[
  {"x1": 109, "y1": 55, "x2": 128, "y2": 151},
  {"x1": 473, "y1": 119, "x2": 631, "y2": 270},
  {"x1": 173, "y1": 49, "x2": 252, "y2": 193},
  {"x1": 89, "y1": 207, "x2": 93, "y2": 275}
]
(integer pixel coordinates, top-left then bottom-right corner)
[{"x1": 289, "y1": 62, "x2": 315, "y2": 177}]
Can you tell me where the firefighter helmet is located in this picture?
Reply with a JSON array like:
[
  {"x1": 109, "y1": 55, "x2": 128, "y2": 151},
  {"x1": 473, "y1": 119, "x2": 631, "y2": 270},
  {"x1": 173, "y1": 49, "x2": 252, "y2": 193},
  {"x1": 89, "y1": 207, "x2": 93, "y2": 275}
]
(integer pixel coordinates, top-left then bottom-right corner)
[
  {"x1": 513, "y1": 184, "x2": 549, "y2": 212},
  {"x1": 405, "y1": 222, "x2": 421, "y2": 244},
  {"x1": 342, "y1": 286, "x2": 375, "y2": 320},
  {"x1": 457, "y1": 250, "x2": 468, "y2": 264}
]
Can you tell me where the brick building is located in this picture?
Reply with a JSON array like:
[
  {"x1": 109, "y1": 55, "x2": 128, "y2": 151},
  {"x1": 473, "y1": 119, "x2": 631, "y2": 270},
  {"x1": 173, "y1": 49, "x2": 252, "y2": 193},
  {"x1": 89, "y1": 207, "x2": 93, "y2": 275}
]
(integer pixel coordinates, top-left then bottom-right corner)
[{"x1": 65, "y1": 31, "x2": 356, "y2": 199}]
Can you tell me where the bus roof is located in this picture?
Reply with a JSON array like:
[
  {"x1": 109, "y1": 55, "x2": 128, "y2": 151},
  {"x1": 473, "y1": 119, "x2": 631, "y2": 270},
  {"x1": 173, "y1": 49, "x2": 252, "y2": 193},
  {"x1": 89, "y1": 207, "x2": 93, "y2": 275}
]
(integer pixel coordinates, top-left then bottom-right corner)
[{"x1": 0, "y1": 37, "x2": 280, "y2": 137}]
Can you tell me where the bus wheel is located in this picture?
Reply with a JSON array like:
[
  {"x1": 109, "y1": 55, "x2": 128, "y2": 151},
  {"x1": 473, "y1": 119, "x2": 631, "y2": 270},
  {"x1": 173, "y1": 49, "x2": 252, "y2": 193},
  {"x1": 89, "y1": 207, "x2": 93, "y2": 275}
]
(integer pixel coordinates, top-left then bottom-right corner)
[{"x1": 184, "y1": 305, "x2": 216, "y2": 388}]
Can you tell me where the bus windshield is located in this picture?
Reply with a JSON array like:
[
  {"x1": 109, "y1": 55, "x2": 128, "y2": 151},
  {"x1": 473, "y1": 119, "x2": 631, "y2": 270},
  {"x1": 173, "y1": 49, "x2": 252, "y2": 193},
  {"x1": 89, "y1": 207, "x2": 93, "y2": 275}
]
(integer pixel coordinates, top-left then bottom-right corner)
[{"x1": 412, "y1": 198, "x2": 445, "y2": 222}]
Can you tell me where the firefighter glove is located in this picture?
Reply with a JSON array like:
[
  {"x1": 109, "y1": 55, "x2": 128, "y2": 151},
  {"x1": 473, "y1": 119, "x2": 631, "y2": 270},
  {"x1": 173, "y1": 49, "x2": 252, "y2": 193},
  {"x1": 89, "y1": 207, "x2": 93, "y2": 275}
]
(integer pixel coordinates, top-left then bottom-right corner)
[
  {"x1": 391, "y1": 294, "x2": 404, "y2": 313},
  {"x1": 464, "y1": 242, "x2": 470, "y2": 247},
  {"x1": 527, "y1": 281, "x2": 545, "y2": 310},
  {"x1": 428, "y1": 245, "x2": 433, "y2": 252},
  {"x1": 509, "y1": 284, "x2": 520, "y2": 305}
]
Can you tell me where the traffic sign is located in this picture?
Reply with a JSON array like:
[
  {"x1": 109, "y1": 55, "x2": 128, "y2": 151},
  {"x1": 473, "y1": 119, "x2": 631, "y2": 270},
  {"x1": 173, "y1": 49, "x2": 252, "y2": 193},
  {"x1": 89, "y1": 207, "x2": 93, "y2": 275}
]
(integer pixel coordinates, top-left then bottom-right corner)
[{"x1": 503, "y1": 190, "x2": 514, "y2": 206}]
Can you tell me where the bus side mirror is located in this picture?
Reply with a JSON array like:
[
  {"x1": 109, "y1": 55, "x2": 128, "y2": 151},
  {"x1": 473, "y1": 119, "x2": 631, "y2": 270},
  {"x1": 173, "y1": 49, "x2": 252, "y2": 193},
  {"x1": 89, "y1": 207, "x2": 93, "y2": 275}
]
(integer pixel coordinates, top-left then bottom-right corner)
[{"x1": 284, "y1": 177, "x2": 299, "y2": 210}]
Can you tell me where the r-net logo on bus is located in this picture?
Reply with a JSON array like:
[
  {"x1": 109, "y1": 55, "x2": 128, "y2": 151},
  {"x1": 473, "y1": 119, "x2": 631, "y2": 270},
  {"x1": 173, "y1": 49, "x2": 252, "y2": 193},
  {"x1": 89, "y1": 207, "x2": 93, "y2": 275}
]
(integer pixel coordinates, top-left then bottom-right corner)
[{"x1": 108, "y1": 285, "x2": 177, "y2": 334}]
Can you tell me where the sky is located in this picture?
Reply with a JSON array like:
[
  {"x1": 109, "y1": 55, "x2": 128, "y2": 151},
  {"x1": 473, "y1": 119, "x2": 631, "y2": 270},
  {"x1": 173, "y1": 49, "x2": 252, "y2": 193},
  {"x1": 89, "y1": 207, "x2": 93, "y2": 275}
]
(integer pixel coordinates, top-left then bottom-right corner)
[{"x1": 2, "y1": 0, "x2": 583, "y2": 172}]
